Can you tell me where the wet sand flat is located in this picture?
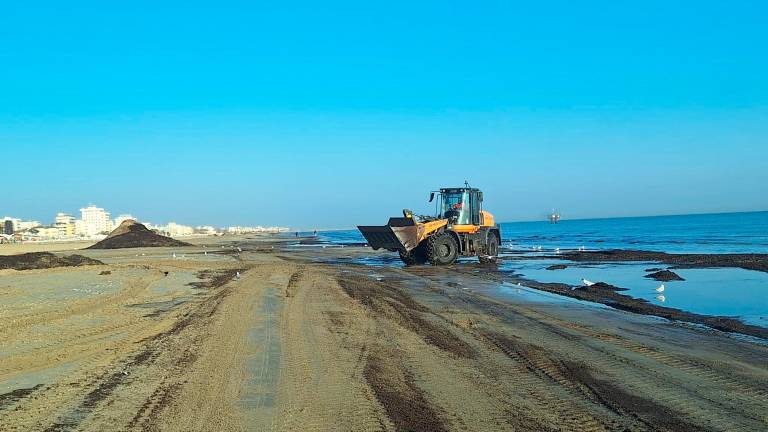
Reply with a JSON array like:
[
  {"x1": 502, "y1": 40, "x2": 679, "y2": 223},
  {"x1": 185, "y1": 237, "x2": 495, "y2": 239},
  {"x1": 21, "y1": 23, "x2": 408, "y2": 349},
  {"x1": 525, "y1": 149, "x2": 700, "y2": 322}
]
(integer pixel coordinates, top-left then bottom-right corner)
[{"x1": 1, "y1": 241, "x2": 767, "y2": 431}]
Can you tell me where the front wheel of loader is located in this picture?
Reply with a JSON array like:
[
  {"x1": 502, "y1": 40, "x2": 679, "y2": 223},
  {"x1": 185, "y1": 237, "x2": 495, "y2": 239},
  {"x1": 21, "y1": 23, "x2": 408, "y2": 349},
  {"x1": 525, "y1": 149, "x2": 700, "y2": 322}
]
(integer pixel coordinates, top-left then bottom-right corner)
[
  {"x1": 428, "y1": 232, "x2": 459, "y2": 265},
  {"x1": 479, "y1": 234, "x2": 499, "y2": 265},
  {"x1": 398, "y1": 243, "x2": 428, "y2": 265}
]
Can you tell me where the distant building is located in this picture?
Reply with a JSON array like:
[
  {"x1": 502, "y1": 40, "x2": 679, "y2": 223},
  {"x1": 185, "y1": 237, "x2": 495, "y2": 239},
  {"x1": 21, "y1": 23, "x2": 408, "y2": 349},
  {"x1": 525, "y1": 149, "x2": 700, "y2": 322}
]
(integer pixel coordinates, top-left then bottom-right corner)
[
  {"x1": 55, "y1": 213, "x2": 75, "y2": 225},
  {"x1": 194, "y1": 225, "x2": 219, "y2": 235},
  {"x1": 75, "y1": 219, "x2": 86, "y2": 236},
  {"x1": 167, "y1": 222, "x2": 194, "y2": 237},
  {"x1": 17, "y1": 220, "x2": 42, "y2": 231},
  {"x1": 3, "y1": 219, "x2": 14, "y2": 235},
  {"x1": 29, "y1": 226, "x2": 61, "y2": 240},
  {"x1": 54, "y1": 213, "x2": 77, "y2": 238},
  {"x1": 80, "y1": 205, "x2": 113, "y2": 236}
]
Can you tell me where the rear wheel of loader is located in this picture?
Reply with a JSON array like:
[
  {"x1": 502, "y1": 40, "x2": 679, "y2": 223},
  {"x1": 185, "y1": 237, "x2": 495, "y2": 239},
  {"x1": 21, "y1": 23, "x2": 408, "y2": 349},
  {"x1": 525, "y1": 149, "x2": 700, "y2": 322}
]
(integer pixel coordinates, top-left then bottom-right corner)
[
  {"x1": 479, "y1": 234, "x2": 499, "y2": 264},
  {"x1": 428, "y1": 232, "x2": 459, "y2": 265}
]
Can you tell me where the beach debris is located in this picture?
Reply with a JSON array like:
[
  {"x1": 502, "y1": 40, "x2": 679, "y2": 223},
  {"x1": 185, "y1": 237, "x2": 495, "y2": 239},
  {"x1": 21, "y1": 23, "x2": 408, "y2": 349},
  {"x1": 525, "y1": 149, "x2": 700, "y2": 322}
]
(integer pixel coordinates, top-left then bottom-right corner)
[
  {"x1": 581, "y1": 278, "x2": 595, "y2": 286},
  {"x1": 99, "y1": 270, "x2": 112, "y2": 276},
  {"x1": 655, "y1": 283, "x2": 665, "y2": 293},
  {"x1": 575, "y1": 282, "x2": 627, "y2": 292},
  {"x1": 0, "y1": 252, "x2": 103, "y2": 271},
  {"x1": 644, "y1": 270, "x2": 685, "y2": 281},
  {"x1": 87, "y1": 220, "x2": 191, "y2": 249}
]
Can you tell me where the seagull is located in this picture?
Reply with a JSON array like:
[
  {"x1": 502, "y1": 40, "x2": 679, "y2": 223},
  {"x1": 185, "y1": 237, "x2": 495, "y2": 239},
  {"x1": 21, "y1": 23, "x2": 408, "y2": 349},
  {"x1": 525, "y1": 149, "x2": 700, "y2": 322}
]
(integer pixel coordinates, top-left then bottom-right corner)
[
  {"x1": 655, "y1": 283, "x2": 665, "y2": 293},
  {"x1": 236, "y1": 271, "x2": 241, "y2": 279},
  {"x1": 172, "y1": 253, "x2": 176, "y2": 259},
  {"x1": 581, "y1": 278, "x2": 595, "y2": 286},
  {"x1": 656, "y1": 294, "x2": 666, "y2": 302},
  {"x1": 555, "y1": 247, "x2": 561, "y2": 254}
]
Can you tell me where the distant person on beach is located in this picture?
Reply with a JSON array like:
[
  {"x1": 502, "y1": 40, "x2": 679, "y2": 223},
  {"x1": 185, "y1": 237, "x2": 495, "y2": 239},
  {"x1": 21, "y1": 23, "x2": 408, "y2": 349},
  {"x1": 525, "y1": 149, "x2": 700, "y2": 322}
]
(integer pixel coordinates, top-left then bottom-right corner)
[
  {"x1": 313, "y1": 230, "x2": 317, "y2": 236},
  {"x1": 295, "y1": 232, "x2": 299, "y2": 237}
]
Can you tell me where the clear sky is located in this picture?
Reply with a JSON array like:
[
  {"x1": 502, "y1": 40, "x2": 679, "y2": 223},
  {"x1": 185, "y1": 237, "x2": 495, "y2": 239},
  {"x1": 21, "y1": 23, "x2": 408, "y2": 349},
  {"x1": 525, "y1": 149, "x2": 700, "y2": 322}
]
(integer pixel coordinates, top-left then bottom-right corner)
[{"x1": 1, "y1": 1, "x2": 766, "y2": 229}]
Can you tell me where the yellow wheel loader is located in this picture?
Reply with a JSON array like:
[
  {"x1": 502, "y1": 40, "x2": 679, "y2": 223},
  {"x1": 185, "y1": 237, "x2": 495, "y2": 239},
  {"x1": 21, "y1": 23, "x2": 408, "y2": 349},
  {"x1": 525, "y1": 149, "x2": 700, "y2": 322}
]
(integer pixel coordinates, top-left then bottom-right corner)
[{"x1": 358, "y1": 186, "x2": 501, "y2": 265}]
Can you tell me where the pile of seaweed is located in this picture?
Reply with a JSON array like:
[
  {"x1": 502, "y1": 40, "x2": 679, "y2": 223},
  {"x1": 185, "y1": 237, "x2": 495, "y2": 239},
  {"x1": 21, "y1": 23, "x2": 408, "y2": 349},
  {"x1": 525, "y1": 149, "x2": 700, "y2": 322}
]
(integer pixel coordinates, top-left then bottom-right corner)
[
  {"x1": 87, "y1": 220, "x2": 191, "y2": 250},
  {"x1": 0, "y1": 252, "x2": 103, "y2": 271},
  {"x1": 563, "y1": 250, "x2": 768, "y2": 273}
]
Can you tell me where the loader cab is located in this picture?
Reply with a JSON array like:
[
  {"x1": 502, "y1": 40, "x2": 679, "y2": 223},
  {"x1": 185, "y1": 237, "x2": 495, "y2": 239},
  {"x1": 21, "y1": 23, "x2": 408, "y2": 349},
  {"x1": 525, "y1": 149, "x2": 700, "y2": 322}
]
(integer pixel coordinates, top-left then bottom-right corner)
[{"x1": 434, "y1": 188, "x2": 483, "y2": 226}]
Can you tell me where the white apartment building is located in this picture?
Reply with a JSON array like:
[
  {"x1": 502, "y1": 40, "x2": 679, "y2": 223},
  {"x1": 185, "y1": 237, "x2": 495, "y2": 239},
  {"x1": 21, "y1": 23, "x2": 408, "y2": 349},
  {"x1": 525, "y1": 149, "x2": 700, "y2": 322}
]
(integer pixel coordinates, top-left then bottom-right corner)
[
  {"x1": 55, "y1": 213, "x2": 75, "y2": 225},
  {"x1": 80, "y1": 205, "x2": 113, "y2": 236},
  {"x1": 167, "y1": 222, "x2": 194, "y2": 237},
  {"x1": 54, "y1": 213, "x2": 76, "y2": 238},
  {"x1": 17, "y1": 220, "x2": 42, "y2": 231}
]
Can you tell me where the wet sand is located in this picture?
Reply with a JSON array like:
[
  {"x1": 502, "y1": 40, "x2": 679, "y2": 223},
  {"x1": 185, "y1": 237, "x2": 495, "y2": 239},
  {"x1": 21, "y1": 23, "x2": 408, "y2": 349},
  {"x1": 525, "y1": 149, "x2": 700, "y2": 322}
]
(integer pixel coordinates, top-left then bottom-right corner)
[{"x1": 1, "y1": 240, "x2": 767, "y2": 431}]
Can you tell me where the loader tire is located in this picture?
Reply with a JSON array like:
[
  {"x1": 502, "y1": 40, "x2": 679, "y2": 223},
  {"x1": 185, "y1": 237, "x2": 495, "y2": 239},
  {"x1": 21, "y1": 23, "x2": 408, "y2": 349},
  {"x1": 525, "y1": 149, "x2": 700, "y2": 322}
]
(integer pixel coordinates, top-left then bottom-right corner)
[
  {"x1": 398, "y1": 242, "x2": 428, "y2": 265},
  {"x1": 479, "y1": 233, "x2": 499, "y2": 265},
  {"x1": 428, "y1": 232, "x2": 459, "y2": 265}
]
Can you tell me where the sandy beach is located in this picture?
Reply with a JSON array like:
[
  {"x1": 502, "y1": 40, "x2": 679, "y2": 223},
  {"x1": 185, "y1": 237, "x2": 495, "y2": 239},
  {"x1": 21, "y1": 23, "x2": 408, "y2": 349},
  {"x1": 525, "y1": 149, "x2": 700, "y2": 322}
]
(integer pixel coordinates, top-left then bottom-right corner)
[{"x1": 0, "y1": 237, "x2": 766, "y2": 431}]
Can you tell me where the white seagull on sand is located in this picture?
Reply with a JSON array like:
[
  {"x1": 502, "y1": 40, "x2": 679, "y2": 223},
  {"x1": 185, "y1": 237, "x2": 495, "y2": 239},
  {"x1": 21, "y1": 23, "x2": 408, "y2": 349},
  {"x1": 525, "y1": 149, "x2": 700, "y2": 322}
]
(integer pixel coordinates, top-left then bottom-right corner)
[
  {"x1": 655, "y1": 283, "x2": 665, "y2": 293},
  {"x1": 581, "y1": 278, "x2": 595, "y2": 286}
]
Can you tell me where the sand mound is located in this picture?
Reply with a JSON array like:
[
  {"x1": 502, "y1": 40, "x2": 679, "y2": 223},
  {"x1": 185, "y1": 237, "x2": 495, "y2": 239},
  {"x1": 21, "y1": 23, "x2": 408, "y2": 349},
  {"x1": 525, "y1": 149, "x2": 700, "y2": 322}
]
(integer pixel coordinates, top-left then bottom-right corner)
[
  {"x1": 87, "y1": 220, "x2": 192, "y2": 249},
  {"x1": 0, "y1": 252, "x2": 104, "y2": 271}
]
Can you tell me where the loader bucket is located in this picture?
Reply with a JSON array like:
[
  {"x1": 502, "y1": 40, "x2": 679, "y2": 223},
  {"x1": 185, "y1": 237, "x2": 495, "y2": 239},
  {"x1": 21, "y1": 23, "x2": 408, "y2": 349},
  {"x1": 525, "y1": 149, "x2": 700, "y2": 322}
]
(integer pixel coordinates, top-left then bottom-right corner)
[{"x1": 358, "y1": 217, "x2": 421, "y2": 252}]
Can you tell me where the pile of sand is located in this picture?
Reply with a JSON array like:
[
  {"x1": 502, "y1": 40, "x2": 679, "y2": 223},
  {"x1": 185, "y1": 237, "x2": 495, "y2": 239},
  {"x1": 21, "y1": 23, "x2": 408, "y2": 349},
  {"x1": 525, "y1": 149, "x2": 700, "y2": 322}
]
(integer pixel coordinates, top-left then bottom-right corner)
[
  {"x1": 0, "y1": 252, "x2": 104, "y2": 271},
  {"x1": 87, "y1": 220, "x2": 192, "y2": 250}
]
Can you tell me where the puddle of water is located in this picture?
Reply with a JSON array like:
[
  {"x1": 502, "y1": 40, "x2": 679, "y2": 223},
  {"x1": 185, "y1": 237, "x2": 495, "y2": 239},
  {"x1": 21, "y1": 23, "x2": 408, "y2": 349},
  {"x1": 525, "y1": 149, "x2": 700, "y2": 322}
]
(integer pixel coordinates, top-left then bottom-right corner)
[
  {"x1": 502, "y1": 259, "x2": 768, "y2": 327},
  {"x1": 495, "y1": 282, "x2": 611, "y2": 308},
  {"x1": 350, "y1": 254, "x2": 404, "y2": 268}
]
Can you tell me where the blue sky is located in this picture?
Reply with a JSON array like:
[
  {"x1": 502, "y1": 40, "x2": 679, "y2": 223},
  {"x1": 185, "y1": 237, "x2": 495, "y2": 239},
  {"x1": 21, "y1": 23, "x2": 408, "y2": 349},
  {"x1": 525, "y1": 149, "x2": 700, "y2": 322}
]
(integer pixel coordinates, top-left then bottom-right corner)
[{"x1": 1, "y1": 1, "x2": 766, "y2": 228}]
